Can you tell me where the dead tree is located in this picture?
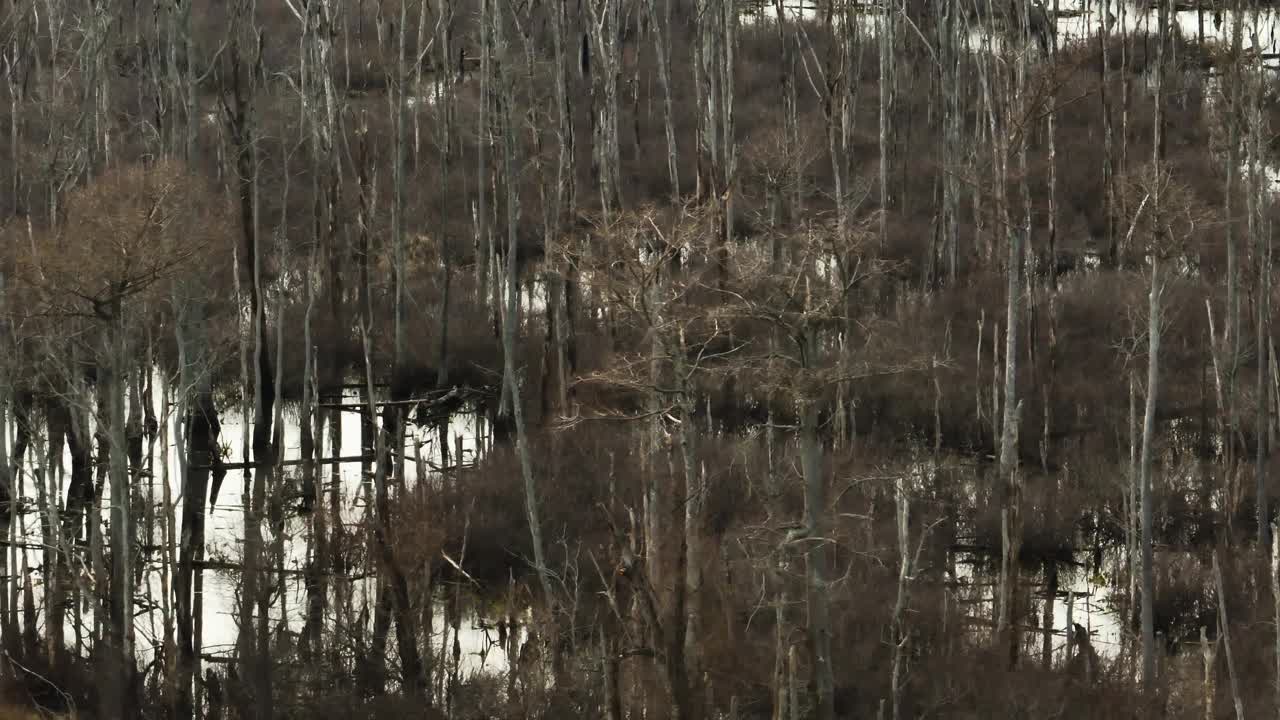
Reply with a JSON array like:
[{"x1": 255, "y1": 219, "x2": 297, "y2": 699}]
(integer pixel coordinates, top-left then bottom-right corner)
[
  {"x1": 586, "y1": 0, "x2": 623, "y2": 216},
  {"x1": 1140, "y1": 0, "x2": 1170, "y2": 691},
  {"x1": 494, "y1": 0, "x2": 555, "y2": 610},
  {"x1": 175, "y1": 278, "x2": 222, "y2": 720}
]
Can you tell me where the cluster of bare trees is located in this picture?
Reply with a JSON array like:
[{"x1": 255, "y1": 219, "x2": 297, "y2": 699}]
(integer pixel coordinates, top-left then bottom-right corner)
[{"x1": 4, "y1": 0, "x2": 1280, "y2": 717}]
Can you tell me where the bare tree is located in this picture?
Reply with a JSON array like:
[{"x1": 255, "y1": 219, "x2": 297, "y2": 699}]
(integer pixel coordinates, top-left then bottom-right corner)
[{"x1": 494, "y1": 0, "x2": 554, "y2": 610}]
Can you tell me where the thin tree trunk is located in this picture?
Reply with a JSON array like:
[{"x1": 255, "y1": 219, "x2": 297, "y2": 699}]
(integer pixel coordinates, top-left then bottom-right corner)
[
  {"x1": 1272, "y1": 524, "x2": 1280, "y2": 720},
  {"x1": 1047, "y1": 0, "x2": 1059, "y2": 291},
  {"x1": 878, "y1": 0, "x2": 892, "y2": 250},
  {"x1": 550, "y1": 0, "x2": 576, "y2": 411},
  {"x1": 393, "y1": 0, "x2": 408, "y2": 374},
  {"x1": 175, "y1": 282, "x2": 219, "y2": 720},
  {"x1": 676, "y1": 329, "x2": 702, "y2": 720},
  {"x1": 359, "y1": 328, "x2": 428, "y2": 696},
  {"x1": 1142, "y1": 0, "x2": 1168, "y2": 693},
  {"x1": 996, "y1": 192, "x2": 1023, "y2": 666},
  {"x1": 1201, "y1": 625, "x2": 1216, "y2": 720},
  {"x1": 106, "y1": 303, "x2": 136, "y2": 719},
  {"x1": 0, "y1": 385, "x2": 10, "y2": 653},
  {"x1": 891, "y1": 478, "x2": 909, "y2": 720},
  {"x1": 1212, "y1": 551, "x2": 1245, "y2": 720},
  {"x1": 1250, "y1": 11, "x2": 1271, "y2": 548},
  {"x1": 494, "y1": 0, "x2": 554, "y2": 611},
  {"x1": 602, "y1": 629, "x2": 622, "y2": 720},
  {"x1": 1224, "y1": 0, "x2": 1243, "y2": 468},
  {"x1": 645, "y1": 0, "x2": 679, "y2": 200},
  {"x1": 801, "y1": 386, "x2": 834, "y2": 720},
  {"x1": 1140, "y1": 257, "x2": 1163, "y2": 695},
  {"x1": 1130, "y1": 373, "x2": 1139, "y2": 603},
  {"x1": 587, "y1": 0, "x2": 623, "y2": 216}
]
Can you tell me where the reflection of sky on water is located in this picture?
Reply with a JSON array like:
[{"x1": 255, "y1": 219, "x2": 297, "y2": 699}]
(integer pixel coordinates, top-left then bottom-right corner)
[
  {"x1": 741, "y1": 0, "x2": 1280, "y2": 70},
  {"x1": 6, "y1": 380, "x2": 509, "y2": 676}
]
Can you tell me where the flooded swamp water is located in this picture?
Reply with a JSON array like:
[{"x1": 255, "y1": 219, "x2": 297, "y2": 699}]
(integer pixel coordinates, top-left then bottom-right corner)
[{"x1": 2, "y1": 382, "x2": 522, "y2": 686}]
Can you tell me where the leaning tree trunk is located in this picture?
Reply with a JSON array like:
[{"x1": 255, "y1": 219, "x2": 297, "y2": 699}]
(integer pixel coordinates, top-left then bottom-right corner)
[{"x1": 1212, "y1": 551, "x2": 1246, "y2": 720}]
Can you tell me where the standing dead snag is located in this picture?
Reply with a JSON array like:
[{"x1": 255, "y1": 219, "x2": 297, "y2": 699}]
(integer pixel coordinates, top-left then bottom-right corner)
[
  {"x1": 493, "y1": 0, "x2": 554, "y2": 611},
  {"x1": 1138, "y1": 236, "x2": 1162, "y2": 698},
  {"x1": 1222, "y1": 0, "x2": 1245, "y2": 468},
  {"x1": 0, "y1": 277, "x2": 10, "y2": 656},
  {"x1": 586, "y1": 0, "x2": 623, "y2": 216},
  {"x1": 692, "y1": 0, "x2": 736, "y2": 288},
  {"x1": 548, "y1": 0, "x2": 578, "y2": 415},
  {"x1": 1123, "y1": 104, "x2": 1210, "y2": 702},
  {"x1": 219, "y1": 5, "x2": 275, "y2": 712},
  {"x1": 799, "y1": 387, "x2": 835, "y2": 720},
  {"x1": 1213, "y1": 552, "x2": 1245, "y2": 720},
  {"x1": 890, "y1": 476, "x2": 939, "y2": 720},
  {"x1": 220, "y1": 1, "x2": 274, "y2": 464},
  {"x1": 644, "y1": 0, "x2": 679, "y2": 202},
  {"x1": 1246, "y1": 10, "x2": 1272, "y2": 550},
  {"x1": 969, "y1": 0, "x2": 1024, "y2": 664},
  {"x1": 1142, "y1": 0, "x2": 1169, "y2": 687},
  {"x1": 940, "y1": 0, "x2": 963, "y2": 284},
  {"x1": 359, "y1": 327, "x2": 428, "y2": 696},
  {"x1": 1200, "y1": 625, "x2": 1216, "y2": 720},
  {"x1": 103, "y1": 232, "x2": 139, "y2": 720},
  {"x1": 175, "y1": 290, "x2": 221, "y2": 720},
  {"x1": 878, "y1": 0, "x2": 893, "y2": 260},
  {"x1": 1273, "y1": 523, "x2": 1280, "y2": 719}
]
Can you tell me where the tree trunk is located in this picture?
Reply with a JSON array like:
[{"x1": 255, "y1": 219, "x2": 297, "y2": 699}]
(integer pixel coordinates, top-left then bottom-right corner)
[
  {"x1": 1142, "y1": 0, "x2": 1167, "y2": 694},
  {"x1": 392, "y1": 0, "x2": 408, "y2": 375},
  {"x1": 801, "y1": 388, "x2": 834, "y2": 720},
  {"x1": 587, "y1": 0, "x2": 623, "y2": 216},
  {"x1": 1212, "y1": 551, "x2": 1245, "y2": 720},
  {"x1": 890, "y1": 478, "x2": 910, "y2": 720},
  {"x1": 645, "y1": 0, "x2": 679, "y2": 200},
  {"x1": 175, "y1": 285, "x2": 220, "y2": 720},
  {"x1": 676, "y1": 329, "x2": 703, "y2": 720},
  {"x1": 1250, "y1": 12, "x2": 1270, "y2": 548},
  {"x1": 1140, "y1": 256, "x2": 1162, "y2": 695},
  {"x1": 1200, "y1": 625, "x2": 1216, "y2": 720},
  {"x1": 0, "y1": 387, "x2": 12, "y2": 654},
  {"x1": 1224, "y1": 0, "x2": 1243, "y2": 468},
  {"x1": 495, "y1": 0, "x2": 555, "y2": 611},
  {"x1": 106, "y1": 306, "x2": 136, "y2": 719},
  {"x1": 360, "y1": 330, "x2": 428, "y2": 696},
  {"x1": 996, "y1": 185, "x2": 1023, "y2": 667},
  {"x1": 1272, "y1": 524, "x2": 1280, "y2": 719}
]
